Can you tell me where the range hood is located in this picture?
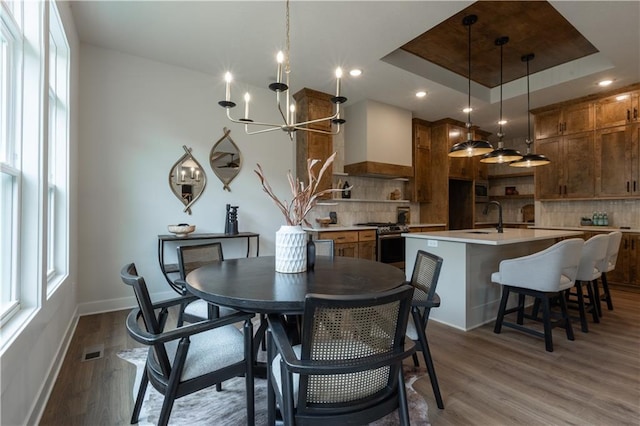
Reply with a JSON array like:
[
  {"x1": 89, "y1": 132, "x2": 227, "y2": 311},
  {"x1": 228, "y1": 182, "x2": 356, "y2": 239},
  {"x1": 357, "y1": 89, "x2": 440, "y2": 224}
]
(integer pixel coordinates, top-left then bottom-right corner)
[{"x1": 343, "y1": 100, "x2": 413, "y2": 178}]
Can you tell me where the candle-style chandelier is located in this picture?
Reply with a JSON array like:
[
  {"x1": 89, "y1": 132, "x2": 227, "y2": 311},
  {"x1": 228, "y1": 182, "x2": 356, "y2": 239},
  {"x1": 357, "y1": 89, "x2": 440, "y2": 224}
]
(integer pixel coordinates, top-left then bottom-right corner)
[{"x1": 218, "y1": 0, "x2": 346, "y2": 139}]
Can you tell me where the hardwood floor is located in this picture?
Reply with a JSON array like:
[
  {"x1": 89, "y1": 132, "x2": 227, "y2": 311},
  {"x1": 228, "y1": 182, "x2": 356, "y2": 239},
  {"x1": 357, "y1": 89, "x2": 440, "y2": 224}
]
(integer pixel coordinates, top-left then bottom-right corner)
[{"x1": 41, "y1": 288, "x2": 640, "y2": 425}]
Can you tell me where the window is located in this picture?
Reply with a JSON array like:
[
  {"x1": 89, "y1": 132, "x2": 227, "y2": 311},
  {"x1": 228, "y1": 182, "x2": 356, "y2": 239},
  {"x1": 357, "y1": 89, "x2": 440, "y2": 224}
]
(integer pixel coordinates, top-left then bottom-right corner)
[
  {"x1": 0, "y1": 0, "x2": 22, "y2": 323},
  {"x1": 46, "y1": 1, "x2": 69, "y2": 292}
]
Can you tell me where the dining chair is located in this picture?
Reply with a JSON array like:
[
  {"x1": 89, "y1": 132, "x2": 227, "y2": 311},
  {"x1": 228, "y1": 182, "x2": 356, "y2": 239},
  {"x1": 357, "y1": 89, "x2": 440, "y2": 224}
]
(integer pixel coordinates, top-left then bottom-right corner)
[
  {"x1": 492, "y1": 238, "x2": 583, "y2": 352},
  {"x1": 566, "y1": 234, "x2": 609, "y2": 332},
  {"x1": 313, "y1": 239, "x2": 334, "y2": 258},
  {"x1": 121, "y1": 263, "x2": 255, "y2": 426},
  {"x1": 176, "y1": 242, "x2": 236, "y2": 325},
  {"x1": 266, "y1": 285, "x2": 416, "y2": 425},
  {"x1": 595, "y1": 231, "x2": 622, "y2": 314},
  {"x1": 404, "y1": 250, "x2": 444, "y2": 409}
]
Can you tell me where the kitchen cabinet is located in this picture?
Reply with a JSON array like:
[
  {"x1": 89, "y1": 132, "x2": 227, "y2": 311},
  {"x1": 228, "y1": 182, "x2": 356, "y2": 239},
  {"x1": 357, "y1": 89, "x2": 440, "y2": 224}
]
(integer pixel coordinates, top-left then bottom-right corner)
[
  {"x1": 535, "y1": 131, "x2": 595, "y2": 199},
  {"x1": 312, "y1": 229, "x2": 377, "y2": 261},
  {"x1": 294, "y1": 88, "x2": 334, "y2": 197},
  {"x1": 595, "y1": 90, "x2": 639, "y2": 129},
  {"x1": 408, "y1": 118, "x2": 432, "y2": 202},
  {"x1": 595, "y1": 124, "x2": 639, "y2": 197},
  {"x1": 534, "y1": 101, "x2": 594, "y2": 140},
  {"x1": 408, "y1": 226, "x2": 446, "y2": 233},
  {"x1": 447, "y1": 123, "x2": 473, "y2": 180},
  {"x1": 586, "y1": 231, "x2": 640, "y2": 290}
]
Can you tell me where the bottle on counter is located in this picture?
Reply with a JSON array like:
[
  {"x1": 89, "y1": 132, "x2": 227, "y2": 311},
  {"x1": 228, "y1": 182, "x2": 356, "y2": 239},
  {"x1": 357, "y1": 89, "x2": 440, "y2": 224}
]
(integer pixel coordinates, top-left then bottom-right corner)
[
  {"x1": 603, "y1": 212, "x2": 609, "y2": 226},
  {"x1": 306, "y1": 234, "x2": 316, "y2": 271},
  {"x1": 342, "y1": 181, "x2": 351, "y2": 199}
]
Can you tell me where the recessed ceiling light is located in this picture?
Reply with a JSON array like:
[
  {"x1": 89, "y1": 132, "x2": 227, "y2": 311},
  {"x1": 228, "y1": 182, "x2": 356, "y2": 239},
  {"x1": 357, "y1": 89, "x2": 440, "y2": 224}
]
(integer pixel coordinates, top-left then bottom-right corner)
[
  {"x1": 616, "y1": 94, "x2": 629, "y2": 101},
  {"x1": 598, "y1": 79, "x2": 613, "y2": 87},
  {"x1": 462, "y1": 107, "x2": 473, "y2": 113},
  {"x1": 349, "y1": 69, "x2": 362, "y2": 77},
  {"x1": 416, "y1": 91, "x2": 427, "y2": 98},
  {"x1": 498, "y1": 119, "x2": 507, "y2": 125}
]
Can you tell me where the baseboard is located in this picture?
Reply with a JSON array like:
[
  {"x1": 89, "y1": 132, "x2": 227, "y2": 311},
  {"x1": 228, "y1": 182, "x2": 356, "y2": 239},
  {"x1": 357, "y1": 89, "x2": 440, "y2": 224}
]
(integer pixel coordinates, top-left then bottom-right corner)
[{"x1": 77, "y1": 289, "x2": 177, "y2": 316}]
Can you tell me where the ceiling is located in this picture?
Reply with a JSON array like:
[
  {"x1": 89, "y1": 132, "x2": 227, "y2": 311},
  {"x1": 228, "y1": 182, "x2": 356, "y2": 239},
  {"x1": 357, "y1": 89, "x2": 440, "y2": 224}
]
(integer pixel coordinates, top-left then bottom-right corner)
[{"x1": 68, "y1": 1, "x2": 640, "y2": 143}]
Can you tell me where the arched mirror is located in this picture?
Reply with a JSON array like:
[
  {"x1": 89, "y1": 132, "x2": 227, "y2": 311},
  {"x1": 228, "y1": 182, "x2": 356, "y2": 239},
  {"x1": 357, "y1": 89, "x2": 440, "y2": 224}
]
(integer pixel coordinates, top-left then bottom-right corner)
[
  {"x1": 210, "y1": 127, "x2": 242, "y2": 191},
  {"x1": 168, "y1": 145, "x2": 207, "y2": 214}
]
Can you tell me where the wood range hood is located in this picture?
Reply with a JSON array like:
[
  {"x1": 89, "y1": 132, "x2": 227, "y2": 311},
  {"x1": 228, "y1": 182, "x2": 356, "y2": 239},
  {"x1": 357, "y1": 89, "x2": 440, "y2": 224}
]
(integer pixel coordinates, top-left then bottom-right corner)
[{"x1": 343, "y1": 100, "x2": 414, "y2": 179}]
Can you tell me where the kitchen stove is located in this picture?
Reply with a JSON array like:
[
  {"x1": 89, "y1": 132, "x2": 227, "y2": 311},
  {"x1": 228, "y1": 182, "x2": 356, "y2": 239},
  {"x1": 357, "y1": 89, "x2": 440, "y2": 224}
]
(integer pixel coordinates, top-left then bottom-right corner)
[{"x1": 356, "y1": 222, "x2": 409, "y2": 269}]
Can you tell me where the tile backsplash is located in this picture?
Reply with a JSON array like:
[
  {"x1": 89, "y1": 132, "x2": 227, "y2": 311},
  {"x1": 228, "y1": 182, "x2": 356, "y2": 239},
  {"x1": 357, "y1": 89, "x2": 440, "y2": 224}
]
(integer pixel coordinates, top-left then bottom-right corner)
[{"x1": 537, "y1": 199, "x2": 640, "y2": 229}]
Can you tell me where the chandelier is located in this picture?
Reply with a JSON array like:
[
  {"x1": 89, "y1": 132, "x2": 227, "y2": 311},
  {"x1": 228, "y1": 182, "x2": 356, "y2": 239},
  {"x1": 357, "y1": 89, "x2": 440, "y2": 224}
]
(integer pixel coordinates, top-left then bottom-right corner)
[
  {"x1": 510, "y1": 53, "x2": 551, "y2": 168},
  {"x1": 448, "y1": 14, "x2": 493, "y2": 158},
  {"x1": 218, "y1": 0, "x2": 346, "y2": 139}
]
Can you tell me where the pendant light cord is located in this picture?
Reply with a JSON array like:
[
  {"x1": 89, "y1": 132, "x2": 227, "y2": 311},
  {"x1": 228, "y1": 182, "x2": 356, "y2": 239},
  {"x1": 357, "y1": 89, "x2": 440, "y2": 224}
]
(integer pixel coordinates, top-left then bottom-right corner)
[
  {"x1": 498, "y1": 41, "x2": 504, "y2": 141},
  {"x1": 467, "y1": 18, "x2": 472, "y2": 128},
  {"x1": 526, "y1": 56, "x2": 531, "y2": 144}
]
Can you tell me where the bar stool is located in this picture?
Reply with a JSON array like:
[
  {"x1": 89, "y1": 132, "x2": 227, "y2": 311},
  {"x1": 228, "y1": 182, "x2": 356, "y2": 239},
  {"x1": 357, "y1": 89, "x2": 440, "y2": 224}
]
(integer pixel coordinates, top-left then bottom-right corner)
[
  {"x1": 595, "y1": 231, "x2": 622, "y2": 315},
  {"x1": 492, "y1": 239, "x2": 583, "y2": 352},
  {"x1": 568, "y1": 234, "x2": 609, "y2": 332}
]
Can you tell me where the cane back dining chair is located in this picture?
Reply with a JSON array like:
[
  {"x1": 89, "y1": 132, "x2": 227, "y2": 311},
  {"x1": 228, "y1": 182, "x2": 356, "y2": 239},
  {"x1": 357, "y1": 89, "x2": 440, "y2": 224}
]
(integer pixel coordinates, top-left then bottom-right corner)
[
  {"x1": 176, "y1": 242, "x2": 237, "y2": 325},
  {"x1": 121, "y1": 263, "x2": 255, "y2": 426},
  {"x1": 492, "y1": 238, "x2": 584, "y2": 352},
  {"x1": 567, "y1": 234, "x2": 609, "y2": 332},
  {"x1": 266, "y1": 285, "x2": 416, "y2": 425},
  {"x1": 595, "y1": 231, "x2": 622, "y2": 315},
  {"x1": 404, "y1": 250, "x2": 445, "y2": 409}
]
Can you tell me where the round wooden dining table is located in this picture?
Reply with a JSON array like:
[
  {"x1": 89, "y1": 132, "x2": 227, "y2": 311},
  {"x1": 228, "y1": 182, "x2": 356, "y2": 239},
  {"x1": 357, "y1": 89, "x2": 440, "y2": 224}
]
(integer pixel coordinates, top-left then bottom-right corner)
[{"x1": 184, "y1": 255, "x2": 407, "y2": 315}]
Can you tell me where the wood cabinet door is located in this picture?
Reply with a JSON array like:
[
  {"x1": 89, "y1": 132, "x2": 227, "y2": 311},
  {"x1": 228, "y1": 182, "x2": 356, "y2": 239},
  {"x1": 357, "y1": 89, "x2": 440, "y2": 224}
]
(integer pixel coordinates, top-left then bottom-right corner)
[
  {"x1": 412, "y1": 122, "x2": 432, "y2": 202},
  {"x1": 630, "y1": 234, "x2": 640, "y2": 286},
  {"x1": 596, "y1": 92, "x2": 636, "y2": 128},
  {"x1": 595, "y1": 125, "x2": 634, "y2": 197},
  {"x1": 608, "y1": 233, "x2": 631, "y2": 285},
  {"x1": 535, "y1": 137, "x2": 563, "y2": 199},
  {"x1": 449, "y1": 157, "x2": 473, "y2": 180},
  {"x1": 357, "y1": 240, "x2": 376, "y2": 261},
  {"x1": 562, "y1": 132, "x2": 595, "y2": 198},
  {"x1": 336, "y1": 242, "x2": 358, "y2": 258},
  {"x1": 562, "y1": 102, "x2": 594, "y2": 135},
  {"x1": 632, "y1": 124, "x2": 640, "y2": 196},
  {"x1": 474, "y1": 156, "x2": 488, "y2": 180},
  {"x1": 535, "y1": 109, "x2": 562, "y2": 139}
]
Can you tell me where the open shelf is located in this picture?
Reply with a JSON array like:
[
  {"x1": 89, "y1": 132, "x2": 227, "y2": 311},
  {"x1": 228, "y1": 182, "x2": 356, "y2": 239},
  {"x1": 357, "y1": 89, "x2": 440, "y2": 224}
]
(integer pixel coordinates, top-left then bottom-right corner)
[{"x1": 489, "y1": 194, "x2": 534, "y2": 200}]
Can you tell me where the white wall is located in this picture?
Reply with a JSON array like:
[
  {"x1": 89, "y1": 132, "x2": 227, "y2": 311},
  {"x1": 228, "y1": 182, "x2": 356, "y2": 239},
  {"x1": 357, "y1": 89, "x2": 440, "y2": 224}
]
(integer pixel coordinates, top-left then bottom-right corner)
[
  {"x1": 0, "y1": 3, "x2": 80, "y2": 425},
  {"x1": 76, "y1": 43, "x2": 297, "y2": 313}
]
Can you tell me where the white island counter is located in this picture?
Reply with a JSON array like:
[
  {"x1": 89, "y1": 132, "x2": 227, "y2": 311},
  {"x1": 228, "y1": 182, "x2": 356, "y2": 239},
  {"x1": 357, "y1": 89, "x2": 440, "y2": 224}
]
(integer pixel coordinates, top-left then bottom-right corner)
[{"x1": 403, "y1": 228, "x2": 584, "y2": 331}]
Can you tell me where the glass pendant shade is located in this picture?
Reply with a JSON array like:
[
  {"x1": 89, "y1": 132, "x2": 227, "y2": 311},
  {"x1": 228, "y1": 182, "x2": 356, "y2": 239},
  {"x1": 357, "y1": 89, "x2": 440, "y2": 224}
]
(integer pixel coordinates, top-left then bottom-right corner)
[
  {"x1": 448, "y1": 14, "x2": 493, "y2": 157},
  {"x1": 481, "y1": 36, "x2": 522, "y2": 164}
]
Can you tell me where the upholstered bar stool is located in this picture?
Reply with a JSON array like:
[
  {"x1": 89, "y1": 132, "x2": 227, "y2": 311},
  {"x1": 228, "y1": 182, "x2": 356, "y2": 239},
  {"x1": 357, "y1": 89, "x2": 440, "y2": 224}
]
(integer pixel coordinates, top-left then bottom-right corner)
[
  {"x1": 595, "y1": 231, "x2": 622, "y2": 315},
  {"x1": 492, "y1": 239, "x2": 583, "y2": 352},
  {"x1": 569, "y1": 234, "x2": 609, "y2": 332}
]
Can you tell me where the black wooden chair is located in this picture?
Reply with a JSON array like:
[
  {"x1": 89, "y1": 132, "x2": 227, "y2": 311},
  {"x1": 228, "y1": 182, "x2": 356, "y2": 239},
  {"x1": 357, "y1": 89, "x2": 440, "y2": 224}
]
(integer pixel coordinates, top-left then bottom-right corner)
[
  {"x1": 121, "y1": 263, "x2": 255, "y2": 426},
  {"x1": 404, "y1": 250, "x2": 445, "y2": 409},
  {"x1": 266, "y1": 285, "x2": 416, "y2": 425},
  {"x1": 176, "y1": 242, "x2": 236, "y2": 325}
]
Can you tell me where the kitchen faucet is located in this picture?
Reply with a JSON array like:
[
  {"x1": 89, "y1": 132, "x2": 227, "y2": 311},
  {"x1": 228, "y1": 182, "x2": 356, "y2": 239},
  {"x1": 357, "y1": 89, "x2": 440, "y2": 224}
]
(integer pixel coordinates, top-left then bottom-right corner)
[{"x1": 483, "y1": 201, "x2": 504, "y2": 233}]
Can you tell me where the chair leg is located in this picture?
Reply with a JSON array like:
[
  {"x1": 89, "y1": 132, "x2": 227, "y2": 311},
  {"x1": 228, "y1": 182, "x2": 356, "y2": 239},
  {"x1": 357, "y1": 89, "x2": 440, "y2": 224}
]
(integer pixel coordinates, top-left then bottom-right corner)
[
  {"x1": 411, "y1": 353, "x2": 420, "y2": 367},
  {"x1": 601, "y1": 272, "x2": 614, "y2": 311},
  {"x1": 541, "y1": 295, "x2": 554, "y2": 352},
  {"x1": 574, "y1": 283, "x2": 589, "y2": 333},
  {"x1": 558, "y1": 293, "x2": 574, "y2": 341},
  {"x1": 587, "y1": 280, "x2": 600, "y2": 324},
  {"x1": 131, "y1": 367, "x2": 149, "y2": 424},
  {"x1": 516, "y1": 293, "x2": 525, "y2": 325},
  {"x1": 592, "y1": 278, "x2": 603, "y2": 318},
  {"x1": 412, "y1": 309, "x2": 444, "y2": 409},
  {"x1": 396, "y1": 368, "x2": 411, "y2": 425},
  {"x1": 244, "y1": 319, "x2": 255, "y2": 426},
  {"x1": 494, "y1": 286, "x2": 510, "y2": 334}
]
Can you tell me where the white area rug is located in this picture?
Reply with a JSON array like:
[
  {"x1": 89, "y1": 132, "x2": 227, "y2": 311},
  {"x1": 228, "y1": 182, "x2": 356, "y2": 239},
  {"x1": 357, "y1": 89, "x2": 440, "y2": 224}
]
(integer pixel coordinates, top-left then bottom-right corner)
[{"x1": 118, "y1": 347, "x2": 430, "y2": 425}]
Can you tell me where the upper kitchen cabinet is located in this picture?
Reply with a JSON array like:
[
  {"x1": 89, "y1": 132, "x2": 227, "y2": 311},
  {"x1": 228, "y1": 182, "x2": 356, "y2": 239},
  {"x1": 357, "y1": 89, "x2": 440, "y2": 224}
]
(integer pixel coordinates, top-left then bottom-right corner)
[
  {"x1": 343, "y1": 100, "x2": 413, "y2": 178},
  {"x1": 535, "y1": 131, "x2": 595, "y2": 199},
  {"x1": 408, "y1": 118, "x2": 432, "y2": 202},
  {"x1": 446, "y1": 122, "x2": 474, "y2": 180},
  {"x1": 595, "y1": 89, "x2": 640, "y2": 129},
  {"x1": 595, "y1": 124, "x2": 640, "y2": 198},
  {"x1": 293, "y1": 88, "x2": 334, "y2": 196},
  {"x1": 533, "y1": 101, "x2": 594, "y2": 140}
]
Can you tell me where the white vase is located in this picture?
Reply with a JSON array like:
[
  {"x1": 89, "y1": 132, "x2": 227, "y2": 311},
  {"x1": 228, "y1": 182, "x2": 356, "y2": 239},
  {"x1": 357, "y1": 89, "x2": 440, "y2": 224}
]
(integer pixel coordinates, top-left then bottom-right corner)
[{"x1": 275, "y1": 225, "x2": 307, "y2": 273}]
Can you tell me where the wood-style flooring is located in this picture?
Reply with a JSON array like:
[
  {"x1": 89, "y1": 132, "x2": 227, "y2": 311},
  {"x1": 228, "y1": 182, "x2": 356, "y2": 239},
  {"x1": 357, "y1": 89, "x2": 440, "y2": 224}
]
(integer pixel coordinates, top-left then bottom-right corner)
[{"x1": 40, "y1": 288, "x2": 640, "y2": 425}]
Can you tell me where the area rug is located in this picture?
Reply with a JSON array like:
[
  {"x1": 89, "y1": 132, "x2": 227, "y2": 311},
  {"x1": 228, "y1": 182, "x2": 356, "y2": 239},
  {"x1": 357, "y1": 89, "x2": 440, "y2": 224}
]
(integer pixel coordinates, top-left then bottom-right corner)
[{"x1": 118, "y1": 347, "x2": 430, "y2": 425}]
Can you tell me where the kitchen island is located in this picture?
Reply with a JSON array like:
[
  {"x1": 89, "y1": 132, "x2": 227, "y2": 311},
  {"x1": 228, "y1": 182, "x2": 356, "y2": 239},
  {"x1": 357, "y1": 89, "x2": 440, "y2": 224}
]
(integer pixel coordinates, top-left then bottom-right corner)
[{"x1": 403, "y1": 228, "x2": 584, "y2": 331}]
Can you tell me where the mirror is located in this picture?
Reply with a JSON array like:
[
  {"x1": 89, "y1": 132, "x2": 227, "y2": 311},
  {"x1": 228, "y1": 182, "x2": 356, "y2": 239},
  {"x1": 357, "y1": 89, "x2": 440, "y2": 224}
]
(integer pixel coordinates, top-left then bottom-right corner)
[
  {"x1": 168, "y1": 145, "x2": 207, "y2": 215},
  {"x1": 210, "y1": 127, "x2": 242, "y2": 191}
]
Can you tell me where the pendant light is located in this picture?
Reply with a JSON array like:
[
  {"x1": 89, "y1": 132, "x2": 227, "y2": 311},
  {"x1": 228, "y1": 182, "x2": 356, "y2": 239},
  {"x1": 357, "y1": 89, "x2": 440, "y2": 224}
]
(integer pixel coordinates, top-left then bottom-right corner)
[
  {"x1": 449, "y1": 14, "x2": 494, "y2": 158},
  {"x1": 480, "y1": 36, "x2": 523, "y2": 163},
  {"x1": 510, "y1": 53, "x2": 551, "y2": 168}
]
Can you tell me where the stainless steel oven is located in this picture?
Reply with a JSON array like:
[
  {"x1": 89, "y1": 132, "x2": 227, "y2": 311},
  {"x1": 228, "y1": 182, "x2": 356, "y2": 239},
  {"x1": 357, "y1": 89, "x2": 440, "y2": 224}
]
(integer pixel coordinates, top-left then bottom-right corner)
[{"x1": 357, "y1": 222, "x2": 409, "y2": 269}]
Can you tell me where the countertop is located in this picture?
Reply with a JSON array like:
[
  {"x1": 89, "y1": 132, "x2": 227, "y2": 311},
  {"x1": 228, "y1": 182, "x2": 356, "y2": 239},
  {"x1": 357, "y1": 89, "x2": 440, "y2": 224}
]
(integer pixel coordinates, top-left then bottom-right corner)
[
  {"x1": 402, "y1": 228, "x2": 584, "y2": 246},
  {"x1": 305, "y1": 223, "x2": 446, "y2": 232},
  {"x1": 530, "y1": 225, "x2": 640, "y2": 233}
]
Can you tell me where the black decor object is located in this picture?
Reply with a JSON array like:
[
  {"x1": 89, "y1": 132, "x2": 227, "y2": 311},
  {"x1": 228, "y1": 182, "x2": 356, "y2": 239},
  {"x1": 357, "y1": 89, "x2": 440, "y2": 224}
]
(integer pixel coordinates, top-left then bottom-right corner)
[
  {"x1": 225, "y1": 204, "x2": 239, "y2": 235},
  {"x1": 342, "y1": 181, "x2": 351, "y2": 199},
  {"x1": 306, "y1": 235, "x2": 316, "y2": 271}
]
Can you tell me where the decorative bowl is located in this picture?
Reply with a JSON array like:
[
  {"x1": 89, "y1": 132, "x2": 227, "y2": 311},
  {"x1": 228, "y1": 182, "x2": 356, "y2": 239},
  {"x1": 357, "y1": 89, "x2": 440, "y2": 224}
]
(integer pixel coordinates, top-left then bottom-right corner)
[{"x1": 168, "y1": 224, "x2": 196, "y2": 237}]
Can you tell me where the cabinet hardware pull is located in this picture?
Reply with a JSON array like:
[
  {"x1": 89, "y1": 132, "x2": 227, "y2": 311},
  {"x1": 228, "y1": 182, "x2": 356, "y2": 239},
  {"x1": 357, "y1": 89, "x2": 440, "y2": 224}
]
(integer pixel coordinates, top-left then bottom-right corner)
[
  {"x1": 624, "y1": 239, "x2": 628, "y2": 249},
  {"x1": 635, "y1": 181, "x2": 637, "y2": 192},
  {"x1": 559, "y1": 185, "x2": 562, "y2": 195},
  {"x1": 558, "y1": 123, "x2": 561, "y2": 134},
  {"x1": 564, "y1": 185, "x2": 567, "y2": 195},
  {"x1": 634, "y1": 108, "x2": 638, "y2": 120},
  {"x1": 628, "y1": 109, "x2": 631, "y2": 121},
  {"x1": 632, "y1": 239, "x2": 635, "y2": 250}
]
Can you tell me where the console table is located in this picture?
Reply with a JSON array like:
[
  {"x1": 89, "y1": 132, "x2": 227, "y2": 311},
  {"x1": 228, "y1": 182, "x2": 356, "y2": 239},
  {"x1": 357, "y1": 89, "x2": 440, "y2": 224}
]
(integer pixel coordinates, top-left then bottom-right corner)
[{"x1": 157, "y1": 232, "x2": 260, "y2": 293}]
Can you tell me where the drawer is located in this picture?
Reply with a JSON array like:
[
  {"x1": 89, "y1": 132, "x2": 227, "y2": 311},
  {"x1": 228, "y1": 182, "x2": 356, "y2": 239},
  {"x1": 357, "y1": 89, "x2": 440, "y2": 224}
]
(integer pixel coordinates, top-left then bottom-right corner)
[
  {"x1": 358, "y1": 230, "x2": 377, "y2": 241},
  {"x1": 318, "y1": 231, "x2": 358, "y2": 244}
]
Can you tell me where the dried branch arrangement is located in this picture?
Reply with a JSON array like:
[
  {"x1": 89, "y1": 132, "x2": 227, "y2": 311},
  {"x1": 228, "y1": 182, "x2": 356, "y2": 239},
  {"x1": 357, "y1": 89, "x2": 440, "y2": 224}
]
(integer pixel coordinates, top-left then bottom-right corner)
[{"x1": 255, "y1": 152, "x2": 348, "y2": 226}]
